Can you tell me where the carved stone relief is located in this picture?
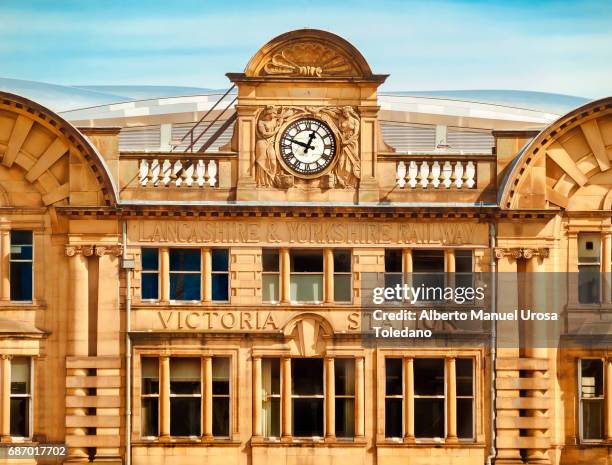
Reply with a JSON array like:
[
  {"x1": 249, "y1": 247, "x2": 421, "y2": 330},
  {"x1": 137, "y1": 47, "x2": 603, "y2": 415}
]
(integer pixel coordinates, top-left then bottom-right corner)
[{"x1": 254, "y1": 105, "x2": 360, "y2": 189}]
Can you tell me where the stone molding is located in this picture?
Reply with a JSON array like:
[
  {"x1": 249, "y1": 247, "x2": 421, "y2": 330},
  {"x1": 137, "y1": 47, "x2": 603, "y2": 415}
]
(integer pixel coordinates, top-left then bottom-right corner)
[
  {"x1": 494, "y1": 247, "x2": 550, "y2": 260},
  {"x1": 65, "y1": 245, "x2": 122, "y2": 257}
]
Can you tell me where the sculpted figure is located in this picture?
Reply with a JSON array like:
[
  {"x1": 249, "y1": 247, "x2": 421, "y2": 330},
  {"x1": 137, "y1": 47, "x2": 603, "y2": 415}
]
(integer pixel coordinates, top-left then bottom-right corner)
[
  {"x1": 255, "y1": 106, "x2": 292, "y2": 187},
  {"x1": 334, "y1": 106, "x2": 360, "y2": 188}
]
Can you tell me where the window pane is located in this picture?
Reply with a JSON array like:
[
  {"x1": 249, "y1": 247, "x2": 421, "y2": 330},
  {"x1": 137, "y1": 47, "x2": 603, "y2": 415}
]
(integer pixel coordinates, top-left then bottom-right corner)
[
  {"x1": 385, "y1": 359, "x2": 402, "y2": 396},
  {"x1": 170, "y1": 358, "x2": 200, "y2": 395},
  {"x1": 262, "y1": 274, "x2": 279, "y2": 302},
  {"x1": 212, "y1": 274, "x2": 229, "y2": 301},
  {"x1": 579, "y1": 266, "x2": 600, "y2": 304},
  {"x1": 385, "y1": 398, "x2": 402, "y2": 438},
  {"x1": 170, "y1": 249, "x2": 201, "y2": 272},
  {"x1": 141, "y1": 274, "x2": 159, "y2": 300},
  {"x1": 412, "y1": 250, "x2": 444, "y2": 272},
  {"x1": 335, "y1": 359, "x2": 355, "y2": 396},
  {"x1": 141, "y1": 398, "x2": 159, "y2": 436},
  {"x1": 10, "y1": 398, "x2": 28, "y2": 437},
  {"x1": 457, "y1": 398, "x2": 473, "y2": 439},
  {"x1": 292, "y1": 398, "x2": 323, "y2": 437},
  {"x1": 262, "y1": 359, "x2": 280, "y2": 396},
  {"x1": 10, "y1": 358, "x2": 30, "y2": 394},
  {"x1": 582, "y1": 399, "x2": 604, "y2": 440},
  {"x1": 10, "y1": 231, "x2": 33, "y2": 246},
  {"x1": 334, "y1": 274, "x2": 351, "y2": 302},
  {"x1": 170, "y1": 398, "x2": 201, "y2": 436},
  {"x1": 263, "y1": 249, "x2": 279, "y2": 272},
  {"x1": 333, "y1": 250, "x2": 351, "y2": 273},
  {"x1": 10, "y1": 262, "x2": 32, "y2": 301},
  {"x1": 290, "y1": 274, "x2": 323, "y2": 302},
  {"x1": 335, "y1": 398, "x2": 355, "y2": 438},
  {"x1": 414, "y1": 398, "x2": 445, "y2": 438},
  {"x1": 456, "y1": 359, "x2": 473, "y2": 397},
  {"x1": 290, "y1": 251, "x2": 323, "y2": 272},
  {"x1": 263, "y1": 398, "x2": 280, "y2": 437},
  {"x1": 170, "y1": 273, "x2": 201, "y2": 300},
  {"x1": 414, "y1": 359, "x2": 445, "y2": 396},
  {"x1": 213, "y1": 397, "x2": 230, "y2": 436},
  {"x1": 455, "y1": 250, "x2": 473, "y2": 273},
  {"x1": 581, "y1": 359, "x2": 603, "y2": 397},
  {"x1": 141, "y1": 358, "x2": 159, "y2": 395},
  {"x1": 385, "y1": 249, "x2": 402, "y2": 273},
  {"x1": 141, "y1": 248, "x2": 159, "y2": 270},
  {"x1": 212, "y1": 358, "x2": 230, "y2": 395},
  {"x1": 292, "y1": 359, "x2": 323, "y2": 395},
  {"x1": 212, "y1": 249, "x2": 229, "y2": 272}
]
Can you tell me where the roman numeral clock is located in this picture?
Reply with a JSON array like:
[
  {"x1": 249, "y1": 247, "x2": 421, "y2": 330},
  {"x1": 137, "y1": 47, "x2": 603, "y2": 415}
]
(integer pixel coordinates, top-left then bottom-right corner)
[{"x1": 279, "y1": 118, "x2": 337, "y2": 177}]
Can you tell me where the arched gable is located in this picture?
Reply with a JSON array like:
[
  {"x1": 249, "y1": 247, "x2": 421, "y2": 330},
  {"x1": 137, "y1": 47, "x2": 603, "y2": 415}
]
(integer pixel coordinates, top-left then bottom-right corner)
[
  {"x1": 0, "y1": 92, "x2": 118, "y2": 207},
  {"x1": 500, "y1": 97, "x2": 612, "y2": 210},
  {"x1": 244, "y1": 29, "x2": 373, "y2": 79}
]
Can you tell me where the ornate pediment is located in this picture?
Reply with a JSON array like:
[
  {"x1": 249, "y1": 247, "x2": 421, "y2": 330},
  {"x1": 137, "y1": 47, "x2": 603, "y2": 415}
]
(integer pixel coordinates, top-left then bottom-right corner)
[
  {"x1": 243, "y1": 29, "x2": 373, "y2": 79},
  {"x1": 262, "y1": 41, "x2": 357, "y2": 78}
]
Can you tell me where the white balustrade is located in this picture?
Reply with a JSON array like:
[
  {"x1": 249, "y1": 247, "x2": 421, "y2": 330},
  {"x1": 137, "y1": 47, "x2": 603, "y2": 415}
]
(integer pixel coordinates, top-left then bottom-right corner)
[
  {"x1": 139, "y1": 158, "x2": 218, "y2": 187},
  {"x1": 396, "y1": 159, "x2": 476, "y2": 189}
]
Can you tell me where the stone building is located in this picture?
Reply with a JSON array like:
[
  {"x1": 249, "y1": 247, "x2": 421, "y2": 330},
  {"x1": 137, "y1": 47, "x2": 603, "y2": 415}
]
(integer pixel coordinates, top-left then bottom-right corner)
[{"x1": 0, "y1": 29, "x2": 610, "y2": 465}]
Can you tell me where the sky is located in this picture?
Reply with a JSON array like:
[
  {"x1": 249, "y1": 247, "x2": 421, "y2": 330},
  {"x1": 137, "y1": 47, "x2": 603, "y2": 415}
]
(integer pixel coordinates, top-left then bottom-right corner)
[{"x1": 0, "y1": 0, "x2": 611, "y2": 98}]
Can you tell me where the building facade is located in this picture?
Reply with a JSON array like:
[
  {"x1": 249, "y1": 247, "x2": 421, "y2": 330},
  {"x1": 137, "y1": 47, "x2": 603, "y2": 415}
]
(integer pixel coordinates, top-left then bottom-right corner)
[{"x1": 0, "y1": 29, "x2": 611, "y2": 465}]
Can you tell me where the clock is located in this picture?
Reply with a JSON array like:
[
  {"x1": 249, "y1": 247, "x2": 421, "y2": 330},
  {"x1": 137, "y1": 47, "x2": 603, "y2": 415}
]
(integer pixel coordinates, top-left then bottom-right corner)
[{"x1": 279, "y1": 118, "x2": 336, "y2": 177}]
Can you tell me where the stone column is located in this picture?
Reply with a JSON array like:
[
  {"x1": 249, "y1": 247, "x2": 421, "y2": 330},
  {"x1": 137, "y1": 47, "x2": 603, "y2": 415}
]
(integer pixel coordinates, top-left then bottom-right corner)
[
  {"x1": 159, "y1": 356, "x2": 170, "y2": 439},
  {"x1": 602, "y1": 233, "x2": 611, "y2": 304},
  {"x1": 402, "y1": 249, "x2": 413, "y2": 288},
  {"x1": 65, "y1": 245, "x2": 92, "y2": 461},
  {"x1": 445, "y1": 249, "x2": 456, "y2": 290},
  {"x1": 606, "y1": 358, "x2": 612, "y2": 441},
  {"x1": 0, "y1": 355, "x2": 11, "y2": 442},
  {"x1": 0, "y1": 229, "x2": 10, "y2": 301},
  {"x1": 446, "y1": 357, "x2": 458, "y2": 442},
  {"x1": 355, "y1": 356, "x2": 365, "y2": 439},
  {"x1": 160, "y1": 247, "x2": 170, "y2": 302},
  {"x1": 325, "y1": 357, "x2": 335, "y2": 439},
  {"x1": 324, "y1": 249, "x2": 334, "y2": 304},
  {"x1": 281, "y1": 357, "x2": 292, "y2": 438},
  {"x1": 202, "y1": 248, "x2": 212, "y2": 302},
  {"x1": 252, "y1": 356, "x2": 262, "y2": 438},
  {"x1": 403, "y1": 356, "x2": 414, "y2": 441},
  {"x1": 280, "y1": 248, "x2": 290, "y2": 304},
  {"x1": 203, "y1": 356, "x2": 213, "y2": 439}
]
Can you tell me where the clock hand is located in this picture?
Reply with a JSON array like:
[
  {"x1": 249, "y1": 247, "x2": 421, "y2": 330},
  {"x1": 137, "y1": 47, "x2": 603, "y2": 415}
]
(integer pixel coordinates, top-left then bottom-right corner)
[
  {"x1": 290, "y1": 139, "x2": 315, "y2": 150},
  {"x1": 303, "y1": 131, "x2": 317, "y2": 153}
]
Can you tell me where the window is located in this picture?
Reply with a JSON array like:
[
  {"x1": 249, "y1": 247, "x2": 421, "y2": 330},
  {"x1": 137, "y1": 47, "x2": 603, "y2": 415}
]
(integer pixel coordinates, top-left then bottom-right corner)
[
  {"x1": 262, "y1": 250, "x2": 280, "y2": 303},
  {"x1": 384, "y1": 358, "x2": 403, "y2": 438},
  {"x1": 10, "y1": 357, "x2": 31, "y2": 438},
  {"x1": 141, "y1": 357, "x2": 159, "y2": 437},
  {"x1": 170, "y1": 358, "x2": 201, "y2": 436},
  {"x1": 170, "y1": 249, "x2": 201, "y2": 301},
  {"x1": 212, "y1": 249, "x2": 229, "y2": 302},
  {"x1": 335, "y1": 358, "x2": 355, "y2": 438},
  {"x1": 579, "y1": 359, "x2": 604, "y2": 441},
  {"x1": 413, "y1": 250, "x2": 445, "y2": 301},
  {"x1": 578, "y1": 234, "x2": 601, "y2": 304},
  {"x1": 292, "y1": 359, "x2": 324, "y2": 436},
  {"x1": 212, "y1": 357, "x2": 230, "y2": 437},
  {"x1": 455, "y1": 250, "x2": 474, "y2": 290},
  {"x1": 262, "y1": 358, "x2": 280, "y2": 437},
  {"x1": 456, "y1": 358, "x2": 474, "y2": 439},
  {"x1": 10, "y1": 231, "x2": 33, "y2": 301},
  {"x1": 333, "y1": 250, "x2": 352, "y2": 303},
  {"x1": 141, "y1": 248, "x2": 159, "y2": 300},
  {"x1": 414, "y1": 359, "x2": 445, "y2": 438},
  {"x1": 384, "y1": 249, "x2": 403, "y2": 289},
  {"x1": 290, "y1": 251, "x2": 323, "y2": 303}
]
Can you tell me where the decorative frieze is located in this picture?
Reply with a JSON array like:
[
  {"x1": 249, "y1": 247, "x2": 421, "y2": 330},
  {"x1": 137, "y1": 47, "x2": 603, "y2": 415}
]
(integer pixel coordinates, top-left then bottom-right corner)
[{"x1": 65, "y1": 245, "x2": 122, "y2": 257}]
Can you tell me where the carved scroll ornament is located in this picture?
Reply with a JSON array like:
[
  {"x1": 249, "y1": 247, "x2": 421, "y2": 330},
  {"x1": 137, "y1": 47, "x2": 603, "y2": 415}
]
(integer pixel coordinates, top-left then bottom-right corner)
[{"x1": 262, "y1": 42, "x2": 357, "y2": 77}]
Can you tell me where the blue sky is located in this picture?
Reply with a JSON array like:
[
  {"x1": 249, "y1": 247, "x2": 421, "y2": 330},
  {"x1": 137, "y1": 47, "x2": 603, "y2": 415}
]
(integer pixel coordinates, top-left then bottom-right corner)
[{"x1": 1, "y1": 0, "x2": 611, "y2": 98}]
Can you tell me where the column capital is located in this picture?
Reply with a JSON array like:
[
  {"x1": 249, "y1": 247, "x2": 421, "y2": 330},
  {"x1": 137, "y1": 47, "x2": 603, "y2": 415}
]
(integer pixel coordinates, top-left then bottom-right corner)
[
  {"x1": 95, "y1": 245, "x2": 123, "y2": 257},
  {"x1": 65, "y1": 245, "x2": 94, "y2": 257},
  {"x1": 494, "y1": 247, "x2": 549, "y2": 260},
  {"x1": 0, "y1": 354, "x2": 12, "y2": 361}
]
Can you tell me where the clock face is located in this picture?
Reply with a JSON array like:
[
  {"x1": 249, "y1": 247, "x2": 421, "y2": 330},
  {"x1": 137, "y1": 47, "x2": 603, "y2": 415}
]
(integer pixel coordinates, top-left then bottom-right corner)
[{"x1": 279, "y1": 118, "x2": 336, "y2": 177}]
